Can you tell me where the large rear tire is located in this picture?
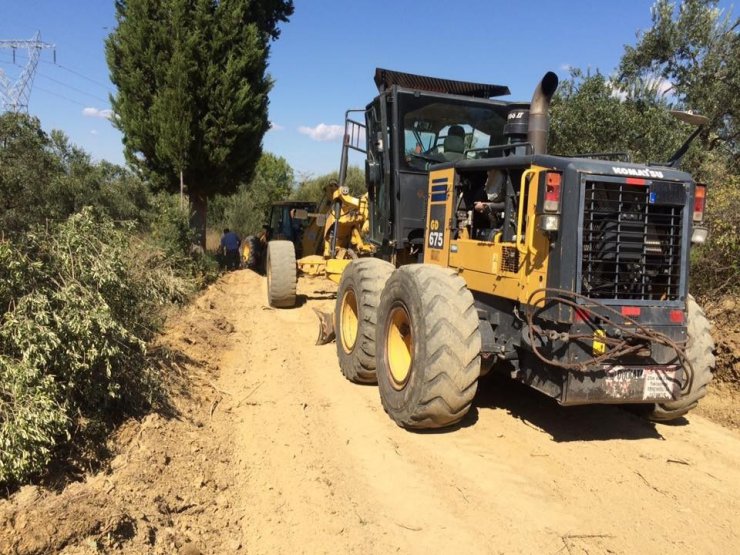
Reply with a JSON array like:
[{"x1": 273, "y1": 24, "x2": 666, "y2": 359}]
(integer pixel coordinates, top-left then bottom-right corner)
[
  {"x1": 335, "y1": 258, "x2": 395, "y2": 384},
  {"x1": 645, "y1": 296, "x2": 715, "y2": 422},
  {"x1": 266, "y1": 240, "x2": 297, "y2": 308},
  {"x1": 376, "y1": 265, "x2": 481, "y2": 429},
  {"x1": 243, "y1": 235, "x2": 261, "y2": 271}
]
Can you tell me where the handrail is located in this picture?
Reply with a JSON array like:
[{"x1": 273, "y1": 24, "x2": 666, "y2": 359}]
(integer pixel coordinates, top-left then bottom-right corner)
[{"x1": 516, "y1": 169, "x2": 537, "y2": 255}]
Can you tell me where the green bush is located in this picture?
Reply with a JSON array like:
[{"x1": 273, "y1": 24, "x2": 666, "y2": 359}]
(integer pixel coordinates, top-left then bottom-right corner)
[
  {"x1": 690, "y1": 166, "x2": 740, "y2": 296},
  {"x1": 0, "y1": 208, "x2": 190, "y2": 485},
  {"x1": 150, "y1": 193, "x2": 221, "y2": 287}
]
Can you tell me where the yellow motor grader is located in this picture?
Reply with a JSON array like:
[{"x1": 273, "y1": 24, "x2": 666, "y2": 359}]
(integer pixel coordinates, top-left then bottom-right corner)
[
  {"x1": 267, "y1": 68, "x2": 715, "y2": 429},
  {"x1": 265, "y1": 178, "x2": 375, "y2": 308}
]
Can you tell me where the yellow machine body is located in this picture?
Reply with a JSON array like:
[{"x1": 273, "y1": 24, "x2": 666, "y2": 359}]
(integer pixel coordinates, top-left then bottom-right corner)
[
  {"x1": 423, "y1": 165, "x2": 551, "y2": 306},
  {"x1": 296, "y1": 185, "x2": 375, "y2": 281}
]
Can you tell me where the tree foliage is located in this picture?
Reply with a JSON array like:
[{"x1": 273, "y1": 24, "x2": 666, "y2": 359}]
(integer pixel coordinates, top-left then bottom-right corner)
[
  {"x1": 550, "y1": 70, "x2": 693, "y2": 164},
  {"x1": 0, "y1": 113, "x2": 151, "y2": 234},
  {"x1": 105, "y1": 0, "x2": 294, "y2": 242},
  {"x1": 209, "y1": 152, "x2": 295, "y2": 236},
  {"x1": 291, "y1": 166, "x2": 367, "y2": 203},
  {"x1": 619, "y1": 0, "x2": 739, "y2": 168}
]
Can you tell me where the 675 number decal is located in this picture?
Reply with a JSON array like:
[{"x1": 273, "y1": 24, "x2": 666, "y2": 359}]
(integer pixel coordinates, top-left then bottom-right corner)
[
  {"x1": 428, "y1": 231, "x2": 444, "y2": 248},
  {"x1": 428, "y1": 218, "x2": 444, "y2": 249}
]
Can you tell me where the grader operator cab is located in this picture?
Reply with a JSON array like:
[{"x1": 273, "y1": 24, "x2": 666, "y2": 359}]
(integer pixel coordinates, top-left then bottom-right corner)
[{"x1": 268, "y1": 67, "x2": 715, "y2": 429}]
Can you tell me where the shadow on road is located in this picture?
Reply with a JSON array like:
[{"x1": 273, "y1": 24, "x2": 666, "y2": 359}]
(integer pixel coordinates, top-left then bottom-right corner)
[{"x1": 472, "y1": 374, "x2": 665, "y2": 442}]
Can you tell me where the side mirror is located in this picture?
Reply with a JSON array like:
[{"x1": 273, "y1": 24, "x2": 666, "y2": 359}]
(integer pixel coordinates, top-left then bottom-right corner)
[
  {"x1": 670, "y1": 110, "x2": 709, "y2": 127},
  {"x1": 292, "y1": 208, "x2": 309, "y2": 220},
  {"x1": 315, "y1": 214, "x2": 327, "y2": 227}
]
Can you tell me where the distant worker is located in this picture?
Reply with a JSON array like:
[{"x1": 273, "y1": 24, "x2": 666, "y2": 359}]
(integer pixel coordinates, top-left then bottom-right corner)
[{"x1": 220, "y1": 228, "x2": 242, "y2": 270}]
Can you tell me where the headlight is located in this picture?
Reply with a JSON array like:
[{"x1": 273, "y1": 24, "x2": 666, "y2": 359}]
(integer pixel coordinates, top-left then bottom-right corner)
[
  {"x1": 537, "y1": 214, "x2": 560, "y2": 232},
  {"x1": 691, "y1": 225, "x2": 709, "y2": 244}
]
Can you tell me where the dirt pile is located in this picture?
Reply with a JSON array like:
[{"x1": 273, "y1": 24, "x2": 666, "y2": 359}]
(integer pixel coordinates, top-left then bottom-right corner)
[
  {"x1": 706, "y1": 296, "x2": 740, "y2": 386},
  {"x1": 695, "y1": 295, "x2": 740, "y2": 429},
  {"x1": 0, "y1": 281, "x2": 244, "y2": 555}
]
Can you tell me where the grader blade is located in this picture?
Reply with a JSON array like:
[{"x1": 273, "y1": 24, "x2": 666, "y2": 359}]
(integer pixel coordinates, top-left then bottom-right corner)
[{"x1": 314, "y1": 308, "x2": 335, "y2": 345}]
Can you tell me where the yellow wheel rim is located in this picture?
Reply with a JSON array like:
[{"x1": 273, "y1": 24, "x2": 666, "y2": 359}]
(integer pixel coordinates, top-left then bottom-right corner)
[
  {"x1": 243, "y1": 245, "x2": 251, "y2": 263},
  {"x1": 340, "y1": 289, "x2": 359, "y2": 353},
  {"x1": 387, "y1": 304, "x2": 412, "y2": 389}
]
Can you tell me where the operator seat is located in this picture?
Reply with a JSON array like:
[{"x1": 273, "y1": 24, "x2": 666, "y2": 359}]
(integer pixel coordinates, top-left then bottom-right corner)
[{"x1": 442, "y1": 125, "x2": 466, "y2": 161}]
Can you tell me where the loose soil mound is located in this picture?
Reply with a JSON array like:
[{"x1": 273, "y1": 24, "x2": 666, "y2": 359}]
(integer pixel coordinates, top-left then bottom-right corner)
[{"x1": 695, "y1": 295, "x2": 740, "y2": 429}]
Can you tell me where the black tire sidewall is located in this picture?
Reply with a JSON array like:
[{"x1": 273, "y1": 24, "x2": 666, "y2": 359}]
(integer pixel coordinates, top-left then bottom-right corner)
[
  {"x1": 336, "y1": 264, "x2": 364, "y2": 369},
  {"x1": 266, "y1": 240, "x2": 296, "y2": 308},
  {"x1": 376, "y1": 269, "x2": 429, "y2": 417},
  {"x1": 244, "y1": 236, "x2": 260, "y2": 269},
  {"x1": 335, "y1": 258, "x2": 393, "y2": 383}
]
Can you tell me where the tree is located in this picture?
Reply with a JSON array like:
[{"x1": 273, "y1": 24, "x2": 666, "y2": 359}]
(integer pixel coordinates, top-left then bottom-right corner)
[
  {"x1": 619, "y1": 0, "x2": 739, "y2": 169},
  {"x1": 210, "y1": 152, "x2": 295, "y2": 235},
  {"x1": 105, "y1": 0, "x2": 294, "y2": 245},
  {"x1": 0, "y1": 113, "x2": 151, "y2": 233},
  {"x1": 291, "y1": 166, "x2": 367, "y2": 203},
  {"x1": 0, "y1": 112, "x2": 60, "y2": 231},
  {"x1": 549, "y1": 70, "x2": 689, "y2": 165}
]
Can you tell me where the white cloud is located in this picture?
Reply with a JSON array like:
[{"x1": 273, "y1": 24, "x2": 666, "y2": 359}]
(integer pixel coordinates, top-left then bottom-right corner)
[
  {"x1": 90, "y1": 129, "x2": 98, "y2": 135},
  {"x1": 269, "y1": 122, "x2": 285, "y2": 131},
  {"x1": 298, "y1": 123, "x2": 344, "y2": 142},
  {"x1": 560, "y1": 63, "x2": 573, "y2": 72},
  {"x1": 82, "y1": 107, "x2": 113, "y2": 119}
]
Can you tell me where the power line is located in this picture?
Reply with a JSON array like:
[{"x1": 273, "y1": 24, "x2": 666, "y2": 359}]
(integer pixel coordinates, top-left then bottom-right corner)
[
  {"x1": 34, "y1": 84, "x2": 88, "y2": 108},
  {"x1": 36, "y1": 72, "x2": 110, "y2": 103},
  {"x1": 39, "y1": 58, "x2": 114, "y2": 92}
]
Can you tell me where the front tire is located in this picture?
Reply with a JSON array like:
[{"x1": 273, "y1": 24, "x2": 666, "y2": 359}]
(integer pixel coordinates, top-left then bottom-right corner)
[
  {"x1": 645, "y1": 296, "x2": 715, "y2": 421},
  {"x1": 335, "y1": 258, "x2": 394, "y2": 384},
  {"x1": 266, "y1": 240, "x2": 297, "y2": 308},
  {"x1": 376, "y1": 265, "x2": 481, "y2": 429}
]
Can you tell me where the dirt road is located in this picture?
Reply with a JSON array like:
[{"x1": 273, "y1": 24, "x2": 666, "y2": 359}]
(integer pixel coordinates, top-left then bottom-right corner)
[{"x1": 2, "y1": 269, "x2": 739, "y2": 554}]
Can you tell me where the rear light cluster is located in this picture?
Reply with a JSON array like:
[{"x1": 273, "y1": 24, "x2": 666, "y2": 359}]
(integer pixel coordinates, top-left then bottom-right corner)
[
  {"x1": 538, "y1": 171, "x2": 562, "y2": 232},
  {"x1": 544, "y1": 172, "x2": 561, "y2": 212},
  {"x1": 691, "y1": 183, "x2": 708, "y2": 244}
]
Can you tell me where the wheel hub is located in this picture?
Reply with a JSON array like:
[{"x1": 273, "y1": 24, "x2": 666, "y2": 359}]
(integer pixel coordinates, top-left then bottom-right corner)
[
  {"x1": 387, "y1": 304, "x2": 412, "y2": 389},
  {"x1": 340, "y1": 289, "x2": 359, "y2": 353}
]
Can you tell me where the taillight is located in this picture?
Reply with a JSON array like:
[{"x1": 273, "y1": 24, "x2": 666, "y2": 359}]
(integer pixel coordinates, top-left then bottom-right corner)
[
  {"x1": 544, "y1": 172, "x2": 561, "y2": 212},
  {"x1": 693, "y1": 184, "x2": 706, "y2": 222}
]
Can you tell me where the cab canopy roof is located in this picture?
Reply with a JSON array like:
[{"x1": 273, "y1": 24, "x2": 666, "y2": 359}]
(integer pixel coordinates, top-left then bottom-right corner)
[{"x1": 374, "y1": 67, "x2": 510, "y2": 98}]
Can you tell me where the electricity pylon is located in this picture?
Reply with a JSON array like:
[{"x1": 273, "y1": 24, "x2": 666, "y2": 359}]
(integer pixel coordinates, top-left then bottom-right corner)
[{"x1": 0, "y1": 32, "x2": 55, "y2": 113}]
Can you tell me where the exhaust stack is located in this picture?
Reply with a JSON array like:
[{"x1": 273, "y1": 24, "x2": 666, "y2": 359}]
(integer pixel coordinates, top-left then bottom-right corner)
[{"x1": 527, "y1": 72, "x2": 559, "y2": 155}]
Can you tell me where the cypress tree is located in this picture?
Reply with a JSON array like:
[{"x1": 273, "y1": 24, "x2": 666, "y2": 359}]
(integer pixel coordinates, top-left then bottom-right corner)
[{"x1": 105, "y1": 0, "x2": 294, "y2": 244}]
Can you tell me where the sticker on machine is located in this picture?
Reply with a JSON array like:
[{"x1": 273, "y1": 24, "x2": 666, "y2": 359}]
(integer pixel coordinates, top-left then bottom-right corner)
[{"x1": 642, "y1": 366, "x2": 680, "y2": 401}]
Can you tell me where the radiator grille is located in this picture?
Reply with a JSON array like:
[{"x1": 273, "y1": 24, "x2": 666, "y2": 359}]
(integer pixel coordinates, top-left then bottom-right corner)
[{"x1": 581, "y1": 180, "x2": 683, "y2": 300}]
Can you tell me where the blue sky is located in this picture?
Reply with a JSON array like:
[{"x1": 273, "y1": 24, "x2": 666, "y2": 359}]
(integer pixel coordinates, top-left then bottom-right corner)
[{"x1": 0, "y1": 1, "x2": 732, "y2": 180}]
